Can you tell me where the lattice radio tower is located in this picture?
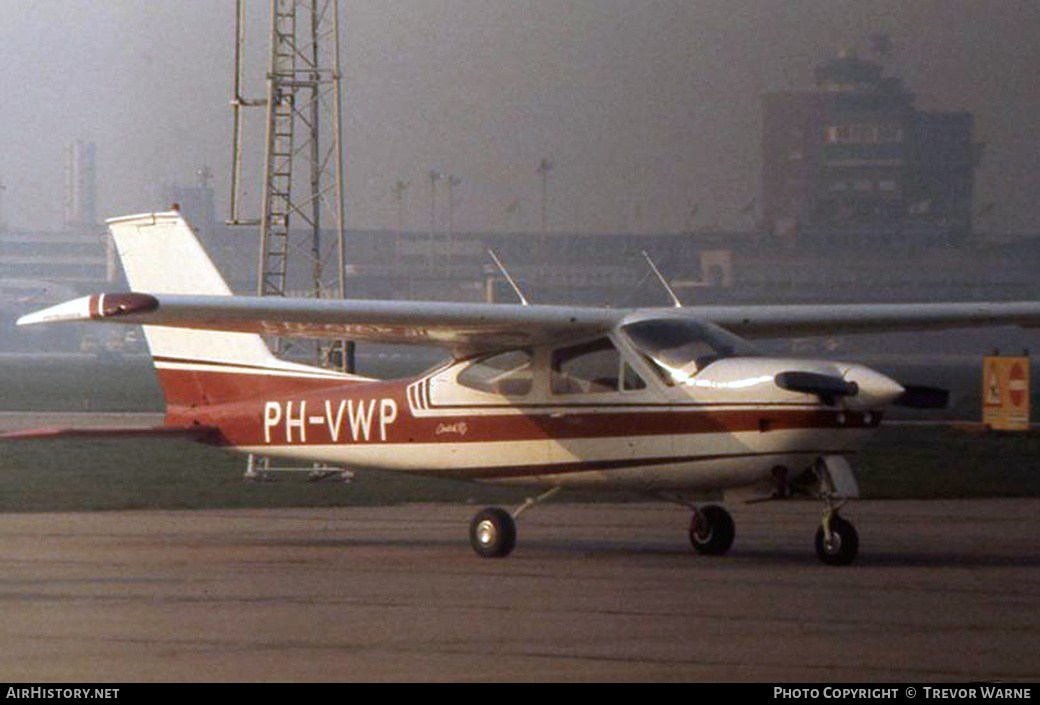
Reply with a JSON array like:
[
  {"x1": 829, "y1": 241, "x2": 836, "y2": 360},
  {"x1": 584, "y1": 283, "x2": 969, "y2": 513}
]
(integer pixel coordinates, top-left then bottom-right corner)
[{"x1": 227, "y1": 0, "x2": 351, "y2": 371}]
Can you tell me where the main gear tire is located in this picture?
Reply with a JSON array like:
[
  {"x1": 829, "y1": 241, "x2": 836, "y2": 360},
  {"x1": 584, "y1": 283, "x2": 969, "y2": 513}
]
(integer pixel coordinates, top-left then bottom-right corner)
[
  {"x1": 689, "y1": 505, "x2": 735, "y2": 556},
  {"x1": 470, "y1": 507, "x2": 517, "y2": 558},
  {"x1": 815, "y1": 515, "x2": 859, "y2": 566}
]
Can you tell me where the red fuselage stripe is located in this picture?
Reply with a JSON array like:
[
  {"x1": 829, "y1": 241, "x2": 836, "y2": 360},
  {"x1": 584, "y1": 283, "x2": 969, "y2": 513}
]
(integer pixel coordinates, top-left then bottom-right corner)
[{"x1": 158, "y1": 368, "x2": 880, "y2": 447}]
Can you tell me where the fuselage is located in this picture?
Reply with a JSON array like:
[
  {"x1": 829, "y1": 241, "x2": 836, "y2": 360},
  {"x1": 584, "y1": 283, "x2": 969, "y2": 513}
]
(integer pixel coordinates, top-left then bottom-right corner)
[{"x1": 163, "y1": 330, "x2": 901, "y2": 493}]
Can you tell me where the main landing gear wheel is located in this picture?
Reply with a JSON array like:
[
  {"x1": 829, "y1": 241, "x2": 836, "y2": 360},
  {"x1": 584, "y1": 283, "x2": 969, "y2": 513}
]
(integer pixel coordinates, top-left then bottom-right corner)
[
  {"x1": 815, "y1": 515, "x2": 859, "y2": 566},
  {"x1": 689, "y1": 505, "x2": 735, "y2": 555},
  {"x1": 470, "y1": 507, "x2": 517, "y2": 558}
]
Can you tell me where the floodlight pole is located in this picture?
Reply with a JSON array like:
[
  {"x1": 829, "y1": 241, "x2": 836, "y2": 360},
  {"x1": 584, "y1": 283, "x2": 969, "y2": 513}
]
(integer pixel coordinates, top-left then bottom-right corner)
[
  {"x1": 537, "y1": 158, "x2": 554, "y2": 258},
  {"x1": 429, "y1": 169, "x2": 443, "y2": 270}
]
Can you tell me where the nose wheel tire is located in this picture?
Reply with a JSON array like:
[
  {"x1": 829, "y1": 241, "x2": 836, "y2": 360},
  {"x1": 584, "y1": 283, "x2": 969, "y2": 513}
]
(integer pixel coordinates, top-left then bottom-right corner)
[
  {"x1": 470, "y1": 507, "x2": 517, "y2": 558},
  {"x1": 689, "y1": 505, "x2": 735, "y2": 555},
  {"x1": 815, "y1": 515, "x2": 859, "y2": 566}
]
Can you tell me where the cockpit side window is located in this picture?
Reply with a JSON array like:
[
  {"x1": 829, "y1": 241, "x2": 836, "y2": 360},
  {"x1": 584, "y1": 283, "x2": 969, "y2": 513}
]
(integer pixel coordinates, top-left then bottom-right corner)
[
  {"x1": 551, "y1": 337, "x2": 644, "y2": 395},
  {"x1": 622, "y1": 318, "x2": 757, "y2": 385},
  {"x1": 457, "y1": 348, "x2": 533, "y2": 396}
]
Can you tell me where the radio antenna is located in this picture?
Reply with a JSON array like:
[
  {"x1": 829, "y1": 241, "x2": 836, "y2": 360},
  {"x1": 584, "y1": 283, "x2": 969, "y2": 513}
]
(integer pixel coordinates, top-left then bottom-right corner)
[
  {"x1": 641, "y1": 250, "x2": 683, "y2": 308},
  {"x1": 487, "y1": 249, "x2": 529, "y2": 306}
]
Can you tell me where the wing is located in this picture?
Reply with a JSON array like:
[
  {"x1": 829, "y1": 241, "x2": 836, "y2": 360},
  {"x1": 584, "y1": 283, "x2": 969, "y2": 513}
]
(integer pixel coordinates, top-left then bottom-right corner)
[
  {"x1": 695, "y1": 301, "x2": 1040, "y2": 338},
  {"x1": 17, "y1": 292, "x2": 624, "y2": 356},
  {"x1": 17, "y1": 291, "x2": 1040, "y2": 354},
  {"x1": 22, "y1": 211, "x2": 1040, "y2": 354}
]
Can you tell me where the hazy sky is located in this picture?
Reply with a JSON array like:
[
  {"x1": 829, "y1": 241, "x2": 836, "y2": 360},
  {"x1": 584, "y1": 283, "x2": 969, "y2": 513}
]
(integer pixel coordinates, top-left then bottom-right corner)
[{"x1": 2, "y1": 0, "x2": 1038, "y2": 235}]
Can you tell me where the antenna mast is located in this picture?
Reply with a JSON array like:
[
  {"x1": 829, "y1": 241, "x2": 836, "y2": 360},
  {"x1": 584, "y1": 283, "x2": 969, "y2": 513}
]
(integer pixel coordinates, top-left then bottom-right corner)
[{"x1": 228, "y1": 0, "x2": 350, "y2": 371}]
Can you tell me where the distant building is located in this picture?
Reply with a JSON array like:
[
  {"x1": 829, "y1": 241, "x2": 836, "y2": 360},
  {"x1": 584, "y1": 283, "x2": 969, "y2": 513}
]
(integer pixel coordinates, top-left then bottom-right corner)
[
  {"x1": 762, "y1": 51, "x2": 982, "y2": 245},
  {"x1": 64, "y1": 140, "x2": 98, "y2": 229},
  {"x1": 159, "y1": 172, "x2": 217, "y2": 245}
]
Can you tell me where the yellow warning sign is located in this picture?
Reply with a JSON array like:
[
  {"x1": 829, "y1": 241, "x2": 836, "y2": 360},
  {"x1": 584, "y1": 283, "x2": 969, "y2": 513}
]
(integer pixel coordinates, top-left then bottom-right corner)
[{"x1": 982, "y1": 356, "x2": 1030, "y2": 431}]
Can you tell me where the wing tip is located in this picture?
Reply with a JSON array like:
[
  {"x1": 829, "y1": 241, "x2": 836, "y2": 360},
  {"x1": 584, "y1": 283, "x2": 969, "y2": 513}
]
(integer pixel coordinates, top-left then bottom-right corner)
[
  {"x1": 17, "y1": 295, "x2": 94, "y2": 326},
  {"x1": 17, "y1": 293, "x2": 159, "y2": 327}
]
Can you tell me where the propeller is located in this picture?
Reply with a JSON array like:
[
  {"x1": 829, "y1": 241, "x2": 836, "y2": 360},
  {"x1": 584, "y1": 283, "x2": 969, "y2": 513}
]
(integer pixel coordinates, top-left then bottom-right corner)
[
  {"x1": 894, "y1": 384, "x2": 949, "y2": 409},
  {"x1": 775, "y1": 370, "x2": 949, "y2": 410}
]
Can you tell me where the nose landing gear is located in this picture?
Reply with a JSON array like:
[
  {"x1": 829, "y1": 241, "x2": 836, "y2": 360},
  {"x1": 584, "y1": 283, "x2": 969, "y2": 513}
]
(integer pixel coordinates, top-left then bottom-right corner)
[
  {"x1": 813, "y1": 456, "x2": 860, "y2": 566},
  {"x1": 815, "y1": 512, "x2": 859, "y2": 566}
]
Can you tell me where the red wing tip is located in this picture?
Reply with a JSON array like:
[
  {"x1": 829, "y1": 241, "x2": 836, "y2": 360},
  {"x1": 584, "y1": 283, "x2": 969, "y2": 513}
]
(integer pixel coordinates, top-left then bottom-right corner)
[{"x1": 97, "y1": 293, "x2": 160, "y2": 319}]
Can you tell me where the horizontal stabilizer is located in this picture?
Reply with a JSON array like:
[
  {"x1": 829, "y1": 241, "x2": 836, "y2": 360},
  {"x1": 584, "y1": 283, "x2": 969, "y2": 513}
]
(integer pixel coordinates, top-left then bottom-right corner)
[{"x1": 0, "y1": 425, "x2": 221, "y2": 443}]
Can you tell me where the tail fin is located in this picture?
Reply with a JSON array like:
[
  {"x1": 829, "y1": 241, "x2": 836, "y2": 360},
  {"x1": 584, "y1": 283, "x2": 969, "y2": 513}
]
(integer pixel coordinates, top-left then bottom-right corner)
[{"x1": 107, "y1": 211, "x2": 359, "y2": 409}]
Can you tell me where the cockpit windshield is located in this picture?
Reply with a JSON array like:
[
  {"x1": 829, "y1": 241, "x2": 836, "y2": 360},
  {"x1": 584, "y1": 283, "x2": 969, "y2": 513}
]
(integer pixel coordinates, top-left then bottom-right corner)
[{"x1": 622, "y1": 318, "x2": 758, "y2": 385}]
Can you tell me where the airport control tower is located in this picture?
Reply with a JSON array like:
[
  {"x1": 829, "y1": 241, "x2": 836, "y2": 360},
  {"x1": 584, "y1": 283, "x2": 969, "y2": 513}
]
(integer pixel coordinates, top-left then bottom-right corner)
[{"x1": 761, "y1": 49, "x2": 982, "y2": 246}]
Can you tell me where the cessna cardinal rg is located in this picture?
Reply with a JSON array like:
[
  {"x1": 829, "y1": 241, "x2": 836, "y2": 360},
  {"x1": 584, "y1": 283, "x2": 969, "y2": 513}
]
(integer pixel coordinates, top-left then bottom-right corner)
[{"x1": 13, "y1": 211, "x2": 1040, "y2": 565}]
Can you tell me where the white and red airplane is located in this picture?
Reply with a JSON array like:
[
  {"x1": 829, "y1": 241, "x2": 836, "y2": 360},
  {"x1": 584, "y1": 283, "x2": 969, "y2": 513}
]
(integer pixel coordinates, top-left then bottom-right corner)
[{"x1": 13, "y1": 211, "x2": 1040, "y2": 564}]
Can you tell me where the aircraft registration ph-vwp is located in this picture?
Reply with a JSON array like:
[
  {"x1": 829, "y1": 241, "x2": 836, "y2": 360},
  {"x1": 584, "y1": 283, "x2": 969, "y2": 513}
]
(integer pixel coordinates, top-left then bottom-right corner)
[{"x1": 13, "y1": 212, "x2": 1040, "y2": 564}]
